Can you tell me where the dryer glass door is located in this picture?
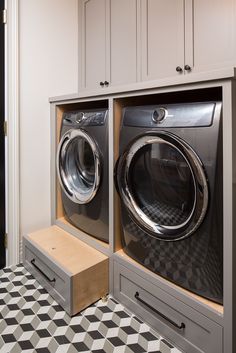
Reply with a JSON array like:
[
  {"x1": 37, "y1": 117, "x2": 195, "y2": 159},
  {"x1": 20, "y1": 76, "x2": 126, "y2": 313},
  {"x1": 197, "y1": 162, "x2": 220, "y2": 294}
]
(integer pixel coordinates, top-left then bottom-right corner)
[
  {"x1": 116, "y1": 132, "x2": 208, "y2": 240},
  {"x1": 57, "y1": 129, "x2": 101, "y2": 204}
]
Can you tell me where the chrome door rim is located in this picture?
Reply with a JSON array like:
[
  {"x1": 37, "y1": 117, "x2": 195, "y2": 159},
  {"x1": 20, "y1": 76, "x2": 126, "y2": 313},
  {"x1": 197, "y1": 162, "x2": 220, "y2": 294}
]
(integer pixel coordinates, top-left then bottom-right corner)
[
  {"x1": 57, "y1": 129, "x2": 101, "y2": 204},
  {"x1": 116, "y1": 132, "x2": 208, "y2": 241}
]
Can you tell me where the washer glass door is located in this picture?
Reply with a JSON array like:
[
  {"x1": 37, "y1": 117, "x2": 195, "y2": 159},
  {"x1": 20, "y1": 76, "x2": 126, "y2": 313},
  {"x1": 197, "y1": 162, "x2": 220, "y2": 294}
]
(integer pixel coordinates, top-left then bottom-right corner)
[
  {"x1": 116, "y1": 132, "x2": 208, "y2": 240},
  {"x1": 57, "y1": 129, "x2": 101, "y2": 204}
]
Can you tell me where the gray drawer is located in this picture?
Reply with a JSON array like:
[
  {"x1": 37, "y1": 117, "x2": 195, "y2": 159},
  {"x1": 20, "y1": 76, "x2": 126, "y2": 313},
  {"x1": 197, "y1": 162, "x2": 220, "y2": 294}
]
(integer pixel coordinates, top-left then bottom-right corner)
[
  {"x1": 114, "y1": 261, "x2": 223, "y2": 353},
  {"x1": 23, "y1": 238, "x2": 71, "y2": 314}
]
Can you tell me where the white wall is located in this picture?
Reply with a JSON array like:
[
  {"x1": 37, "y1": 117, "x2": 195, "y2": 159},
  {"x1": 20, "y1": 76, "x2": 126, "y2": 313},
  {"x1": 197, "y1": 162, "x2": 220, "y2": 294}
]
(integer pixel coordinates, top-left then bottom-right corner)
[{"x1": 19, "y1": 0, "x2": 78, "y2": 237}]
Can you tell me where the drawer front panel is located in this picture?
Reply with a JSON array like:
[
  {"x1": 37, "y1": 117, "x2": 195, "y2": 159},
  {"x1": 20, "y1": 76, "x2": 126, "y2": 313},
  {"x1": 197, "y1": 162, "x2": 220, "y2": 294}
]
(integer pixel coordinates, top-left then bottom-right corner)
[
  {"x1": 114, "y1": 261, "x2": 222, "y2": 353},
  {"x1": 23, "y1": 240, "x2": 71, "y2": 313}
]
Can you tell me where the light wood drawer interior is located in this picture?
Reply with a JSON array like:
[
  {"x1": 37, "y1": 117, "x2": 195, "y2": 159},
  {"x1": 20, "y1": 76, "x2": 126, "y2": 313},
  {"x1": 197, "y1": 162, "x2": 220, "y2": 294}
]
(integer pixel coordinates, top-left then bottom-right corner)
[{"x1": 114, "y1": 261, "x2": 223, "y2": 353}]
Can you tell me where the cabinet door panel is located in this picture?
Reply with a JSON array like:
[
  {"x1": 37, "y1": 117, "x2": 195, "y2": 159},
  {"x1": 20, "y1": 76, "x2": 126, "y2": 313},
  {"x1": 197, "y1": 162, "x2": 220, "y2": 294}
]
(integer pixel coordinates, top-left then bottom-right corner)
[
  {"x1": 110, "y1": 0, "x2": 138, "y2": 86},
  {"x1": 190, "y1": 0, "x2": 236, "y2": 72},
  {"x1": 141, "y1": 0, "x2": 185, "y2": 81},
  {"x1": 81, "y1": 0, "x2": 107, "y2": 90}
]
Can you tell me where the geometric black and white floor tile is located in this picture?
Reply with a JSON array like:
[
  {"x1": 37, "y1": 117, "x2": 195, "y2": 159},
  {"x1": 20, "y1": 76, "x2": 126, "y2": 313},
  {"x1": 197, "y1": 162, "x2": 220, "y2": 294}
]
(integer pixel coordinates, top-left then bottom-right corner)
[{"x1": 0, "y1": 265, "x2": 183, "y2": 353}]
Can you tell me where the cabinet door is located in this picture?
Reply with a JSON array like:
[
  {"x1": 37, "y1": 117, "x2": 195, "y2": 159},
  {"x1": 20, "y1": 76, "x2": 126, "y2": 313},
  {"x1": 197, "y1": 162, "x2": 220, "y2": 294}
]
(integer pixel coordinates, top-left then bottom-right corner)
[
  {"x1": 141, "y1": 0, "x2": 185, "y2": 81},
  {"x1": 80, "y1": 0, "x2": 108, "y2": 90},
  {"x1": 186, "y1": 0, "x2": 236, "y2": 73},
  {"x1": 109, "y1": 0, "x2": 138, "y2": 86}
]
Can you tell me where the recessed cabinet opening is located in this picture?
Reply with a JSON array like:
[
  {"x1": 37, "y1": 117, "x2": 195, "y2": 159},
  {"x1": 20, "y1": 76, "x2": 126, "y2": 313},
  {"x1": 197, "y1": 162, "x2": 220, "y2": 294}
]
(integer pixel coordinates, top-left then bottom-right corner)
[
  {"x1": 55, "y1": 99, "x2": 109, "y2": 251},
  {"x1": 113, "y1": 87, "x2": 223, "y2": 314}
]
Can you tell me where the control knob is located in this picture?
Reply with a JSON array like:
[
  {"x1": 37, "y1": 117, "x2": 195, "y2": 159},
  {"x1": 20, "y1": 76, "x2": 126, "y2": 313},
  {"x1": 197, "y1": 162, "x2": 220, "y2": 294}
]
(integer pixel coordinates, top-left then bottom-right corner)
[
  {"x1": 76, "y1": 112, "x2": 86, "y2": 123},
  {"x1": 152, "y1": 108, "x2": 168, "y2": 123}
]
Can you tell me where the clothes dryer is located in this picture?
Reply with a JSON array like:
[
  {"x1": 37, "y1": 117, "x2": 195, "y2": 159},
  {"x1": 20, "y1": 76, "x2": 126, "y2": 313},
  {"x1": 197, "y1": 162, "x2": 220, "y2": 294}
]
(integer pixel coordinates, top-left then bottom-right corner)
[
  {"x1": 115, "y1": 102, "x2": 223, "y2": 303},
  {"x1": 57, "y1": 109, "x2": 109, "y2": 243}
]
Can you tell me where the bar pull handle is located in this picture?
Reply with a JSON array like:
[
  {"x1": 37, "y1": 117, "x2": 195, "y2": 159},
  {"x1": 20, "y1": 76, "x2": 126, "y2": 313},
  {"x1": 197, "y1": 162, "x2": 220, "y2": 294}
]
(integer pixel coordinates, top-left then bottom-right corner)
[
  {"x1": 31, "y1": 259, "x2": 56, "y2": 283},
  {"x1": 134, "y1": 292, "x2": 185, "y2": 330}
]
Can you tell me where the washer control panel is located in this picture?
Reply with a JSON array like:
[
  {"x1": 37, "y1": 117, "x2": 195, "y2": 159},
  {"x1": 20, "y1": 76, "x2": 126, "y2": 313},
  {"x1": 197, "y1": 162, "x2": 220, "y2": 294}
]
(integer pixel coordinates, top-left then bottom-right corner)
[
  {"x1": 63, "y1": 110, "x2": 107, "y2": 127},
  {"x1": 75, "y1": 112, "x2": 86, "y2": 123}
]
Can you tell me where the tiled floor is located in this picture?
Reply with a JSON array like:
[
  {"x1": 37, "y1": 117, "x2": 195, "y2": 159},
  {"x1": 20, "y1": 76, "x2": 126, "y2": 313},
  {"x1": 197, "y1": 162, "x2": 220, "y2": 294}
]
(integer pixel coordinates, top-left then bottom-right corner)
[{"x1": 0, "y1": 264, "x2": 183, "y2": 353}]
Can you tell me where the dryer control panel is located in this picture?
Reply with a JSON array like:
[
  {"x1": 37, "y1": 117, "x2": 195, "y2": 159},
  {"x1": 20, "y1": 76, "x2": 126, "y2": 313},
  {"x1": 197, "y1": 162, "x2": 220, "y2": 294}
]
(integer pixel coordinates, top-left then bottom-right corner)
[{"x1": 123, "y1": 102, "x2": 217, "y2": 128}]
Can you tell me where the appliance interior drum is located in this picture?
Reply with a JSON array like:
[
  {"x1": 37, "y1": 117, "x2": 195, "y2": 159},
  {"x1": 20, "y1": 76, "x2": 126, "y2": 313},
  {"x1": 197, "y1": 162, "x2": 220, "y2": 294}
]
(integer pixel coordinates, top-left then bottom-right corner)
[
  {"x1": 57, "y1": 129, "x2": 101, "y2": 205},
  {"x1": 116, "y1": 131, "x2": 208, "y2": 241}
]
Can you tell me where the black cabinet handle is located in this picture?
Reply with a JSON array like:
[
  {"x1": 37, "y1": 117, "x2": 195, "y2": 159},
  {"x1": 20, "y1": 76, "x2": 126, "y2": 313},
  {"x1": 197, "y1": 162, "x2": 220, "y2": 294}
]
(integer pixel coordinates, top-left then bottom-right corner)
[
  {"x1": 31, "y1": 259, "x2": 56, "y2": 283},
  {"x1": 176, "y1": 66, "x2": 183, "y2": 73},
  {"x1": 184, "y1": 64, "x2": 191, "y2": 71},
  {"x1": 104, "y1": 80, "x2": 109, "y2": 86},
  {"x1": 134, "y1": 292, "x2": 185, "y2": 330},
  {"x1": 99, "y1": 81, "x2": 105, "y2": 87}
]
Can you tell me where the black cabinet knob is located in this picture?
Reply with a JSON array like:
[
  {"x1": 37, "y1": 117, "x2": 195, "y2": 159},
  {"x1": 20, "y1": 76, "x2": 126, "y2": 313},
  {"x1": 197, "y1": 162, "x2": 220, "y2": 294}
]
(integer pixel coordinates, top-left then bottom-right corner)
[
  {"x1": 104, "y1": 81, "x2": 109, "y2": 86},
  {"x1": 99, "y1": 81, "x2": 104, "y2": 87},
  {"x1": 184, "y1": 64, "x2": 191, "y2": 71},
  {"x1": 176, "y1": 66, "x2": 183, "y2": 73}
]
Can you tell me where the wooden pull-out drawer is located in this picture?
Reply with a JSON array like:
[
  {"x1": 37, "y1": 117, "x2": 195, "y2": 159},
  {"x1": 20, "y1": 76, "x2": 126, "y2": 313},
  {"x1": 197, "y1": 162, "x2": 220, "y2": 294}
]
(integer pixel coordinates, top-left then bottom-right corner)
[
  {"x1": 114, "y1": 261, "x2": 223, "y2": 353},
  {"x1": 23, "y1": 226, "x2": 109, "y2": 316},
  {"x1": 24, "y1": 241, "x2": 70, "y2": 312}
]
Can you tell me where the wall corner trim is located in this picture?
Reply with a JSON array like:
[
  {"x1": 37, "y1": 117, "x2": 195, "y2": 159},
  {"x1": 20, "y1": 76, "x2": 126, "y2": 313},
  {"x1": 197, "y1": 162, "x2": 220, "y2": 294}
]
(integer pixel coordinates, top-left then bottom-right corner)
[{"x1": 5, "y1": 0, "x2": 20, "y2": 266}]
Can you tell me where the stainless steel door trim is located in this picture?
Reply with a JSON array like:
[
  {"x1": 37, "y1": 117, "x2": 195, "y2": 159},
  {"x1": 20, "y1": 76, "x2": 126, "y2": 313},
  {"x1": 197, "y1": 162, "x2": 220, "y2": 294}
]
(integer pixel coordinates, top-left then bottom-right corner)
[
  {"x1": 57, "y1": 129, "x2": 101, "y2": 204},
  {"x1": 121, "y1": 136, "x2": 196, "y2": 232},
  {"x1": 116, "y1": 132, "x2": 208, "y2": 241}
]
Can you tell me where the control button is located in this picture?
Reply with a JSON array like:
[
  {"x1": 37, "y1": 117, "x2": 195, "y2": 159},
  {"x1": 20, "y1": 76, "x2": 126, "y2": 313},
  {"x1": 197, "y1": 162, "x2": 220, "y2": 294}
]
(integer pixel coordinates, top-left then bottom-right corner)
[{"x1": 152, "y1": 108, "x2": 168, "y2": 123}]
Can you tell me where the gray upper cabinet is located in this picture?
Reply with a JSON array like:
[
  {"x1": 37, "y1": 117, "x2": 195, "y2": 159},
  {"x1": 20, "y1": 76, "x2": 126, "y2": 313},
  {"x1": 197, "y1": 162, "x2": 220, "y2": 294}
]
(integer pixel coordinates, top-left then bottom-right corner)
[
  {"x1": 79, "y1": 0, "x2": 108, "y2": 90},
  {"x1": 141, "y1": 0, "x2": 185, "y2": 81},
  {"x1": 110, "y1": 0, "x2": 138, "y2": 86},
  {"x1": 188, "y1": 0, "x2": 236, "y2": 74},
  {"x1": 79, "y1": 0, "x2": 138, "y2": 91},
  {"x1": 79, "y1": 0, "x2": 236, "y2": 92},
  {"x1": 141, "y1": 0, "x2": 236, "y2": 80}
]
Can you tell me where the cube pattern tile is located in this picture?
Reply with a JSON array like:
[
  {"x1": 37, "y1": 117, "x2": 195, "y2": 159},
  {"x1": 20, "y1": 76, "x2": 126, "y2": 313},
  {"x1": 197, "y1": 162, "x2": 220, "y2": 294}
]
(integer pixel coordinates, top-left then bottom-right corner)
[{"x1": 0, "y1": 264, "x2": 183, "y2": 353}]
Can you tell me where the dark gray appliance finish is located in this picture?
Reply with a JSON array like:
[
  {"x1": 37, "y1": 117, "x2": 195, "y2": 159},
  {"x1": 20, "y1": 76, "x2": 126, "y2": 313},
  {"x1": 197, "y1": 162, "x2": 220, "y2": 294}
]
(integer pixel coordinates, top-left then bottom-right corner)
[
  {"x1": 115, "y1": 102, "x2": 223, "y2": 304},
  {"x1": 57, "y1": 109, "x2": 109, "y2": 243}
]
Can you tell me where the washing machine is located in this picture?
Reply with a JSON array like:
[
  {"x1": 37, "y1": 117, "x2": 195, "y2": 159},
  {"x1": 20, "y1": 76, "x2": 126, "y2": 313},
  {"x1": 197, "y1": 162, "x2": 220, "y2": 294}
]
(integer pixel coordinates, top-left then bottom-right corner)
[
  {"x1": 115, "y1": 101, "x2": 223, "y2": 303},
  {"x1": 57, "y1": 108, "x2": 109, "y2": 243}
]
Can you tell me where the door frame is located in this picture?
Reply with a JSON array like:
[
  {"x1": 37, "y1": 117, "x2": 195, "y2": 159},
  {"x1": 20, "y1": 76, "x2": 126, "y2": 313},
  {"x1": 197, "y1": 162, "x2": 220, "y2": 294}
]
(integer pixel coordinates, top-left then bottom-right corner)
[
  {"x1": 5, "y1": 0, "x2": 20, "y2": 265},
  {"x1": 0, "y1": 0, "x2": 6, "y2": 268}
]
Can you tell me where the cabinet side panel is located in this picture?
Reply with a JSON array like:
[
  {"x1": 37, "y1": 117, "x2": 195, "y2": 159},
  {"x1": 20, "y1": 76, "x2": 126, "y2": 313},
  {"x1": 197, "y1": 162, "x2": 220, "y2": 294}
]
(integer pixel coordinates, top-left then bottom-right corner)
[{"x1": 222, "y1": 81, "x2": 233, "y2": 353}]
